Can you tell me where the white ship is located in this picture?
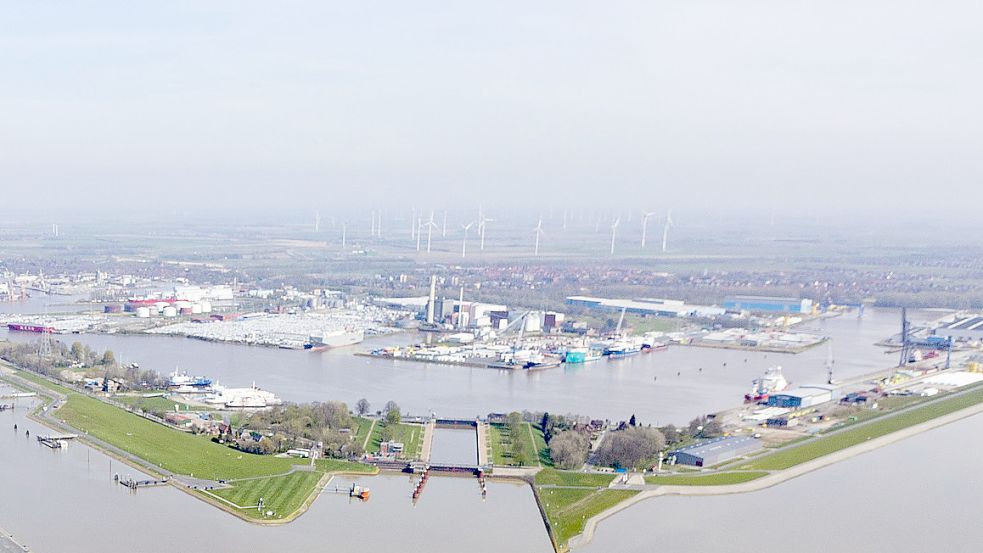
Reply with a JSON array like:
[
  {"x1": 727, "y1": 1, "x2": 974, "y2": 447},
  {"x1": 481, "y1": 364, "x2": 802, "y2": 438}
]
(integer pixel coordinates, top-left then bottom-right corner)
[
  {"x1": 745, "y1": 366, "x2": 791, "y2": 403},
  {"x1": 305, "y1": 329, "x2": 364, "y2": 351},
  {"x1": 203, "y1": 383, "x2": 282, "y2": 409}
]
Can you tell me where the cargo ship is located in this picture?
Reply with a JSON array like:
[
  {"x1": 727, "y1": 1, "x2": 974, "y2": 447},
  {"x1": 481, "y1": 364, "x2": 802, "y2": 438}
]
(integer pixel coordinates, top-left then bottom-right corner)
[
  {"x1": 604, "y1": 339, "x2": 643, "y2": 359},
  {"x1": 6, "y1": 323, "x2": 56, "y2": 334},
  {"x1": 305, "y1": 329, "x2": 364, "y2": 351},
  {"x1": 168, "y1": 370, "x2": 213, "y2": 388},
  {"x1": 744, "y1": 366, "x2": 791, "y2": 403}
]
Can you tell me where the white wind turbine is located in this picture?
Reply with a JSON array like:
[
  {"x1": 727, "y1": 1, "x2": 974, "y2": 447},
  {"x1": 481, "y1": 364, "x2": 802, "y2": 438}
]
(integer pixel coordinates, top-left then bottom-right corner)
[
  {"x1": 609, "y1": 217, "x2": 620, "y2": 255},
  {"x1": 641, "y1": 211, "x2": 657, "y2": 248},
  {"x1": 461, "y1": 222, "x2": 475, "y2": 258},
  {"x1": 478, "y1": 210, "x2": 493, "y2": 251},
  {"x1": 533, "y1": 217, "x2": 545, "y2": 256},
  {"x1": 662, "y1": 210, "x2": 674, "y2": 253},
  {"x1": 425, "y1": 211, "x2": 439, "y2": 253}
]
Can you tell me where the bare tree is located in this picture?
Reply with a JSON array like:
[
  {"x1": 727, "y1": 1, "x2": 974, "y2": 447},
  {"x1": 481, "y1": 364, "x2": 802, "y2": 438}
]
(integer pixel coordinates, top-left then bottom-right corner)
[
  {"x1": 595, "y1": 426, "x2": 665, "y2": 470},
  {"x1": 549, "y1": 430, "x2": 590, "y2": 470},
  {"x1": 355, "y1": 398, "x2": 371, "y2": 416}
]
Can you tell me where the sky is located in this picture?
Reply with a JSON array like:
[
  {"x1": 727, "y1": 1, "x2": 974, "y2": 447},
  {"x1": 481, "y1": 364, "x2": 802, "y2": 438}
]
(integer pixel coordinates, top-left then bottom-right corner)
[{"x1": 1, "y1": 1, "x2": 980, "y2": 214}]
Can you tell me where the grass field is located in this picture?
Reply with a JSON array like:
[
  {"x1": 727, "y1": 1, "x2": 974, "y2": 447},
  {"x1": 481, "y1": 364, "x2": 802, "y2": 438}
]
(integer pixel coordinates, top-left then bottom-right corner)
[
  {"x1": 644, "y1": 471, "x2": 768, "y2": 486},
  {"x1": 57, "y1": 391, "x2": 298, "y2": 479},
  {"x1": 351, "y1": 416, "x2": 374, "y2": 448},
  {"x1": 209, "y1": 471, "x2": 324, "y2": 520},
  {"x1": 535, "y1": 468, "x2": 616, "y2": 488},
  {"x1": 532, "y1": 423, "x2": 553, "y2": 467},
  {"x1": 745, "y1": 385, "x2": 983, "y2": 471},
  {"x1": 539, "y1": 488, "x2": 638, "y2": 549},
  {"x1": 14, "y1": 369, "x2": 377, "y2": 521},
  {"x1": 489, "y1": 422, "x2": 541, "y2": 466},
  {"x1": 368, "y1": 421, "x2": 423, "y2": 459}
]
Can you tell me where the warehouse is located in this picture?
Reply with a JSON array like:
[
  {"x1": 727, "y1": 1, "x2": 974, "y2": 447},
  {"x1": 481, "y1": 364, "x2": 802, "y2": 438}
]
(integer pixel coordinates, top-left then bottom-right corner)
[
  {"x1": 723, "y1": 295, "x2": 813, "y2": 314},
  {"x1": 934, "y1": 316, "x2": 983, "y2": 341},
  {"x1": 767, "y1": 385, "x2": 834, "y2": 408},
  {"x1": 668, "y1": 436, "x2": 762, "y2": 467}
]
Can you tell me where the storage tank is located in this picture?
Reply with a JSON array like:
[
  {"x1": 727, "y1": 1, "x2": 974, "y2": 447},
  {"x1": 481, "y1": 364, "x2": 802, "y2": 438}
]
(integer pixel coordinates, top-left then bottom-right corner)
[
  {"x1": 154, "y1": 301, "x2": 169, "y2": 313},
  {"x1": 162, "y1": 306, "x2": 178, "y2": 318},
  {"x1": 136, "y1": 307, "x2": 151, "y2": 318},
  {"x1": 200, "y1": 301, "x2": 212, "y2": 313},
  {"x1": 191, "y1": 303, "x2": 203, "y2": 314}
]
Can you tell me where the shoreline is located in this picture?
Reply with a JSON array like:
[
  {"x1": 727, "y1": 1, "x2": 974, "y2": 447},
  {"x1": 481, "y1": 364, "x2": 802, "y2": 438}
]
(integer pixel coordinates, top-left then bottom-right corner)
[
  {"x1": 569, "y1": 399, "x2": 983, "y2": 550},
  {"x1": 1, "y1": 367, "x2": 379, "y2": 527}
]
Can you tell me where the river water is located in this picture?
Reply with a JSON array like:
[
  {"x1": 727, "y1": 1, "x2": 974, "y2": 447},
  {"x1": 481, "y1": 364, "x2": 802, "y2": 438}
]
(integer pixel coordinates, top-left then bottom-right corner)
[
  {"x1": 579, "y1": 411, "x2": 983, "y2": 553},
  {"x1": 0, "y1": 398, "x2": 552, "y2": 553},
  {"x1": 0, "y1": 307, "x2": 935, "y2": 424}
]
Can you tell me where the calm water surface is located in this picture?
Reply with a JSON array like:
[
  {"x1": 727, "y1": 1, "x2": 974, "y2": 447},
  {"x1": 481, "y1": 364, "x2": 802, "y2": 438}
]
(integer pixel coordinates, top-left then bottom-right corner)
[
  {"x1": 0, "y1": 307, "x2": 930, "y2": 423},
  {"x1": 579, "y1": 412, "x2": 983, "y2": 553},
  {"x1": 0, "y1": 399, "x2": 552, "y2": 553}
]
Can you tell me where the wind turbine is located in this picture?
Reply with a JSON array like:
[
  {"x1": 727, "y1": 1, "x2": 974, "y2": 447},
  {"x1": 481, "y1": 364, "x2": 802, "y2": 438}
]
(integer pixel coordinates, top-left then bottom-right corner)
[
  {"x1": 477, "y1": 209, "x2": 493, "y2": 251},
  {"x1": 461, "y1": 222, "x2": 475, "y2": 258},
  {"x1": 416, "y1": 215, "x2": 424, "y2": 252},
  {"x1": 609, "y1": 217, "x2": 620, "y2": 255},
  {"x1": 425, "y1": 212, "x2": 439, "y2": 253},
  {"x1": 533, "y1": 217, "x2": 545, "y2": 256},
  {"x1": 442, "y1": 210, "x2": 448, "y2": 237},
  {"x1": 641, "y1": 211, "x2": 657, "y2": 248},
  {"x1": 314, "y1": 211, "x2": 320, "y2": 233},
  {"x1": 342, "y1": 222, "x2": 348, "y2": 250},
  {"x1": 662, "y1": 210, "x2": 674, "y2": 253}
]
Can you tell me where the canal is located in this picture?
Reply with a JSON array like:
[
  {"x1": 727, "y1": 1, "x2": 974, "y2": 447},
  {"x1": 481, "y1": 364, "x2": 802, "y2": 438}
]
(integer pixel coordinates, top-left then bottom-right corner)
[{"x1": 430, "y1": 427, "x2": 479, "y2": 466}]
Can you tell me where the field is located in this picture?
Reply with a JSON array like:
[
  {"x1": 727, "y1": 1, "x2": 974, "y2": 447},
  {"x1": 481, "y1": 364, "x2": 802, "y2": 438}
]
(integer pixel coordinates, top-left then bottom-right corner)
[
  {"x1": 14, "y1": 369, "x2": 376, "y2": 521},
  {"x1": 539, "y1": 488, "x2": 638, "y2": 550},
  {"x1": 644, "y1": 471, "x2": 768, "y2": 486},
  {"x1": 368, "y1": 421, "x2": 424, "y2": 459},
  {"x1": 745, "y1": 385, "x2": 983, "y2": 471},
  {"x1": 535, "y1": 468, "x2": 616, "y2": 488},
  {"x1": 351, "y1": 416, "x2": 375, "y2": 449},
  {"x1": 489, "y1": 422, "x2": 540, "y2": 466},
  {"x1": 209, "y1": 471, "x2": 324, "y2": 520},
  {"x1": 56, "y1": 391, "x2": 296, "y2": 479}
]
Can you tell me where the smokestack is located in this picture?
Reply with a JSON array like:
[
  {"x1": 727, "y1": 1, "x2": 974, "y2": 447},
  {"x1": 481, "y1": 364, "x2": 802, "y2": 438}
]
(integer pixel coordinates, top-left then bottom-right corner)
[{"x1": 426, "y1": 275, "x2": 436, "y2": 324}]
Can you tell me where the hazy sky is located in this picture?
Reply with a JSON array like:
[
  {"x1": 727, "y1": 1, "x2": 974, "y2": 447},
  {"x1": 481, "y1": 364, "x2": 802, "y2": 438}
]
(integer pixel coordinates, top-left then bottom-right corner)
[{"x1": 2, "y1": 1, "x2": 980, "y2": 213}]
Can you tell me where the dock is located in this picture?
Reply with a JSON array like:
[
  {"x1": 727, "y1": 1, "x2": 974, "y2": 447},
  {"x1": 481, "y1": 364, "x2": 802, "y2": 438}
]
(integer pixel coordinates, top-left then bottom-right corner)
[
  {"x1": 476, "y1": 422, "x2": 489, "y2": 467},
  {"x1": 115, "y1": 474, "x2": 170, "y2": 489},
  {"x1": 420, "y1": 418, "x2": 435, "y2": 463},
  {"x1": 37, "y1": 434, "x2": 77, "y2": 448}
]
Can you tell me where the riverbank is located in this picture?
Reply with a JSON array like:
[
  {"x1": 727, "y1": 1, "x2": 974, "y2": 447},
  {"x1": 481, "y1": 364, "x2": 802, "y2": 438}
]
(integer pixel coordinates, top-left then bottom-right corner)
[
  {"x1": 0, "y1": 365, "x2": 377, "y2": 526},
  {"x1": 568, "y1": 389, "x2": 983, "y2": 550}
]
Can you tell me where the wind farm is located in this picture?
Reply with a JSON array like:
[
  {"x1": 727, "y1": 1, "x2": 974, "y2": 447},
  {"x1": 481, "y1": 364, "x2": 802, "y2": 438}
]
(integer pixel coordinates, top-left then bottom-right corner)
[{"x1": 301, "y1": 207, "x2": 687, "y2": 261}]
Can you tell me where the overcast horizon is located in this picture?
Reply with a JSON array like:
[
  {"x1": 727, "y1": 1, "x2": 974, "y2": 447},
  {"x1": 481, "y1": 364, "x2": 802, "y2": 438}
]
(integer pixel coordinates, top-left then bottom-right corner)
[{"x1": 2, "y1": 1, "x2": 980, "y2": 215}]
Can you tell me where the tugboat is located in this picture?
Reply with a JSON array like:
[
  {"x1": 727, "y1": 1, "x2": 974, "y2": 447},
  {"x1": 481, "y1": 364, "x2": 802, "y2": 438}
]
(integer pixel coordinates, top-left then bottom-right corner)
[
  {"x1": 744, "y1": 366, "x2": 791, "y2": 403},
  {"x1": 350, "y1": 483, "x2": 371, "y2": 500}
]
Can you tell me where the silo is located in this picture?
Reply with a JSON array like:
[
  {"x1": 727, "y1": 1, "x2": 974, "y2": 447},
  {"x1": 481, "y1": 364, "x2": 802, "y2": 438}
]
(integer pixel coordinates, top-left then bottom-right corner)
[
  {"x1": 162, "y1": 306, "x2": 178, "y2": 318},
  {"x1": 136, "y1": 307, "x2": 151, "y2": 318}
]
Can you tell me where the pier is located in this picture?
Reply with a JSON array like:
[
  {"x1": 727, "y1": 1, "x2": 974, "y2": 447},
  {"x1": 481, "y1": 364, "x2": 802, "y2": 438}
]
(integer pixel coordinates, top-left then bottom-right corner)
[
  {"x1": 37, "y1": 433, "x2": 78, "y2": 448},
  {"x1": 115, "y1": 474, "x2": 170, "y2": 489}
]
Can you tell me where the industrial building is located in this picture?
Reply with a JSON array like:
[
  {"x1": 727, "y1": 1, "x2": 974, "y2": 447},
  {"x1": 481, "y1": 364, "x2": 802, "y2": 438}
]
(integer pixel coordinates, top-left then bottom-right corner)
[
  {"x1": 669, "y1": 435, "x2": 762, "y2": 467},
  {"x1": 767, "y1": 385, "x2": 835, "y2": 408},
  {"x1": 723, "y1": 295, "x2": 813, "y2": 314},
  {"x1": 934, "y1": 316, "x2": 983, "y2": 341},
  {"x1": 565, "y1": 296, "x2": 725, "y2": 318}
]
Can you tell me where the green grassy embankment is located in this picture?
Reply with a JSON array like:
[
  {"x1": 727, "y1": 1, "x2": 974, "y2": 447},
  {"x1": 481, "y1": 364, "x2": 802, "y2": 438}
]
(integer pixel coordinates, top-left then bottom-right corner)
[
  {"x1": 539, "y1": 487, "x2": 638, "y2": 550},
  {"x1": 13, "y1": 370, "x2": 375, "y2": 521},
  {"x1": 644, "y1": 471, "x2": 768, "y2": 486}
]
